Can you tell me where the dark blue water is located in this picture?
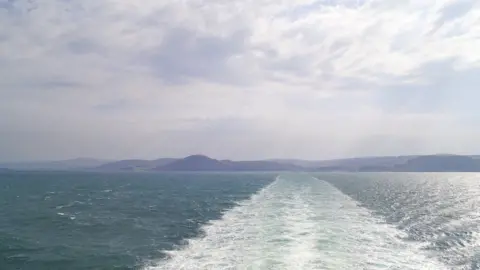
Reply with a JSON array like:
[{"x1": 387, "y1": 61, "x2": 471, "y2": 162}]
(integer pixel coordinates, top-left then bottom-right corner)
[
  {"x1": 2, "y1": 171, "x2": 480, "y2": 269},
  {"x1": 0, "y1": 171, "x2": 274, "y2": 270}
]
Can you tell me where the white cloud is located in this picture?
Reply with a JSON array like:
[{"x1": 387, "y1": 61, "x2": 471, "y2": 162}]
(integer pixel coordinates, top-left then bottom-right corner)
[{"x1": 0, "y1": 0, "x2": 479, "y2": 161}]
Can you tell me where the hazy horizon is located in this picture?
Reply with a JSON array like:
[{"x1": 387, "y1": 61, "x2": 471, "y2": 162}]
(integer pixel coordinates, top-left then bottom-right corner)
[
  {"x1": 2, "y1": 152, "x2": 478, "y2": 164},
  {"x1": 1, "y1": 0, "x2": 480, "y2": 162}
]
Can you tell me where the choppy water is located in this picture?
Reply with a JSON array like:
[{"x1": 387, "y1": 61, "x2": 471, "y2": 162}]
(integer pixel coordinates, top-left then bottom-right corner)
[
  {"x1": 1, "y1": 171, "x2": 480, "y2": 269},
  {"x1": 323, "y1": 173, "x2": 480, "y2": 269}
]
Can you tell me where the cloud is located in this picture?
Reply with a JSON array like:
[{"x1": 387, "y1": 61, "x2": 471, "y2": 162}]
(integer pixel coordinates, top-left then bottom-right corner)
[
  {"x1": 0, "y1": 0, "x2": 479, "y2": 161},
  {"x1": 139, "y1": 27, "x2": 252, "y2": 85},
  {"x1": 435, "y1": 0, "x2": 476, "y2": 28}
]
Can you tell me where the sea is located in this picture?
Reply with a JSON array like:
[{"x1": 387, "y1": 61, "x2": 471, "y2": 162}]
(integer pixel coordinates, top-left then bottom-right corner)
[{"x1": 1, "y1": 171, "x2": 480, "y2": 270}]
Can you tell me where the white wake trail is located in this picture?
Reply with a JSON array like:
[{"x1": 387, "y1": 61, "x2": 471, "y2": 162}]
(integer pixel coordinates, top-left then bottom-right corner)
[{"x1": 146, "y1": 175, "x2": 447, "y2": 270}]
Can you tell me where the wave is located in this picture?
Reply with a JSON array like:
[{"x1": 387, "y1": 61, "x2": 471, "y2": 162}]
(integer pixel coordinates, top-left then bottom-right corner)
[{"x1": 146, "y1": 175, "x2": 446, "y2": 270}]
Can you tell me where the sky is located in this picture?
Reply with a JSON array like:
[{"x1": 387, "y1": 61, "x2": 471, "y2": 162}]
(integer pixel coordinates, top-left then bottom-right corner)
[{"x1": 1, "y1": 0, "x2": 480, "y2": 162}]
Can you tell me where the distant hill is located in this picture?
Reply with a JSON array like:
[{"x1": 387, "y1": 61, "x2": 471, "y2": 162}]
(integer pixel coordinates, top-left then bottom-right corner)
[
  {"x1": 274, "y1": 155, "x2": 480, "y2": 172},
  {"x1": 271, "y1": 156, "x2": 416, "y2": 170},
  {"x1": 4, "y1": 154, "x2": 480, "y2": 172},
  {"x1": 157, "y1": 155, "x2": 228, "y2": 171},
  {"x1": 96, "y1": 154, "x2": 480, "y2": 172},
  {"x1": 155, "y1": 155, "x2": 302, "y2": 171},
  {"x1": 95, "y1": 158, "x2": 176, "y2": 171},
  {"x1": 392, "y1": 155, "x2": 480, "y2": 172},
  {"x1": 0, "y1": 158, "x2": 111, "y2": 171}
]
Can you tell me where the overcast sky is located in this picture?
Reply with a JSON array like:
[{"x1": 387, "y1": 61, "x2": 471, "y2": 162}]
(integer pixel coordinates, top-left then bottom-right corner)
[{"x1": 1, "y1": 0, "x2": 480, "y2": 162}]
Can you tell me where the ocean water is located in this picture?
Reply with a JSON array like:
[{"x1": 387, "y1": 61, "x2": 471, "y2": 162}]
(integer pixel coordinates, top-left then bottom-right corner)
[{"x1": 1, "y1": 172, "x2": 480, "y2": 269}]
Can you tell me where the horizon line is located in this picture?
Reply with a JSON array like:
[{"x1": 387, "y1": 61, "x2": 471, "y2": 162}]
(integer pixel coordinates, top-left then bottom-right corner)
[{"x1": 2, "y1": 153, "x2": 478, "y2": 164}]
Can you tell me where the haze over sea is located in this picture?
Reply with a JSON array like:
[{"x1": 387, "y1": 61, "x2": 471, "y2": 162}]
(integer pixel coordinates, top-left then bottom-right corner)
[{"x1": 1, "y1": 171, "x2": 480, "y2": 270}]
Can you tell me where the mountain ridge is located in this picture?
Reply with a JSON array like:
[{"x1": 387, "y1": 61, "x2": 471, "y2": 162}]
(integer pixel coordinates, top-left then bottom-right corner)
[
  {"x1": 155, "y1": 155, "x2": 303, "y2": 171},
  {"x1": 3, "y1": 154, "x2": 480, "y2": 172}
]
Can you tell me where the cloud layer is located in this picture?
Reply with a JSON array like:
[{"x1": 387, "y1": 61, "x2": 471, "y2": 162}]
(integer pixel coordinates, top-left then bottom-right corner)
[{"x1": 1, "y1": 0, "x2": 480, "y2": 161}]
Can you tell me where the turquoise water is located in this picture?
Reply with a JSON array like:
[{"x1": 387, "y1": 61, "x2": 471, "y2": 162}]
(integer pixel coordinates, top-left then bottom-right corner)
[
  {"x1": 0, "y1": 172, "x2": 273, "y2": 269},
  {"x1": 1, "y1": 171, "x2": 480, "y2": 269}
]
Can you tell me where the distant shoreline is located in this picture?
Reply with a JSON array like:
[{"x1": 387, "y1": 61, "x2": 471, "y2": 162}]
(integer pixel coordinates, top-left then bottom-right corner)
[{"x1": 2, "y1": 154, "x2": 480, "y2": 173}]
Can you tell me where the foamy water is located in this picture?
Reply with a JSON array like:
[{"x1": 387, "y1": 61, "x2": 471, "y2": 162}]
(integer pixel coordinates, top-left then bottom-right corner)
[{"x1": 148, "y1": 175, "x2": 446, "y2": 270}]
